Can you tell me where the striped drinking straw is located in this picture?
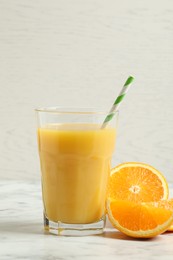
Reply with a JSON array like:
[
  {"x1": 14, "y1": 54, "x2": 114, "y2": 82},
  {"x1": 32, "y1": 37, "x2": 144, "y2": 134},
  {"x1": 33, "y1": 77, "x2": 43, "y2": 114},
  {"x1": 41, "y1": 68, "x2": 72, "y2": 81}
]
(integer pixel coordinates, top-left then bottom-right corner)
[{"x1": 101, "y1": 76, "x2": 134, "y2": 129}]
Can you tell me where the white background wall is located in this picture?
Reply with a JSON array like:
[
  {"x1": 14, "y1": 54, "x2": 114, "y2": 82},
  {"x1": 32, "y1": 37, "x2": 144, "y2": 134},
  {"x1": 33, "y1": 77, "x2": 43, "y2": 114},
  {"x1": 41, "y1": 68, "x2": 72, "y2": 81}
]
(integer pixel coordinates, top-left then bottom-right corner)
[{"x1": 0, "y1": 0, "x2": 173, "y2": 183}]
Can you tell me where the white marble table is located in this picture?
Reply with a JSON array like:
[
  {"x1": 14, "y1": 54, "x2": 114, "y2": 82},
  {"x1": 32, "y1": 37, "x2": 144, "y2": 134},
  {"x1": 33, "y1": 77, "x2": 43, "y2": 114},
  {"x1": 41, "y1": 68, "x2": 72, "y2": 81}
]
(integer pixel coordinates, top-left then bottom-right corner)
[{"x1": 1, "y1": 180, "x2": 173, "y2": 260}]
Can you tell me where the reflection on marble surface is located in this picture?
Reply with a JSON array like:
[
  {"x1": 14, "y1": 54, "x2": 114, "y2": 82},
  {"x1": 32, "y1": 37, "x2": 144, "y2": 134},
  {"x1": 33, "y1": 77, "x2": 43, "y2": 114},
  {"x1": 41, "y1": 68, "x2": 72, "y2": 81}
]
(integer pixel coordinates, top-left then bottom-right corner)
[{"x1": 0, "y1": 181, "x2": 173, "y2": 260}]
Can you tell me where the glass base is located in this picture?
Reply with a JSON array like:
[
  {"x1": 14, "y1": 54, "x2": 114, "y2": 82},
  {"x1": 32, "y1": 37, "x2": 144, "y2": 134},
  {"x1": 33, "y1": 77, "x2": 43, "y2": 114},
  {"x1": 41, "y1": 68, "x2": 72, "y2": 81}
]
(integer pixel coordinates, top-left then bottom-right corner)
[{"x1": 44, "y1": 213, "x2": 106, "y2": 236}]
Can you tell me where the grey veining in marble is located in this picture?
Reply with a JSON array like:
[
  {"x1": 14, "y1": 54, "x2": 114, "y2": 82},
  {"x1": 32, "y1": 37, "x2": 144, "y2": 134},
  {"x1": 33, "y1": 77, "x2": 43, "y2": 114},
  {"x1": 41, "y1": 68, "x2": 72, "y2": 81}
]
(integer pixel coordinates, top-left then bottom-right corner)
[{"x1": 0, "y1": 181, "x2": 173, "y2": 260}]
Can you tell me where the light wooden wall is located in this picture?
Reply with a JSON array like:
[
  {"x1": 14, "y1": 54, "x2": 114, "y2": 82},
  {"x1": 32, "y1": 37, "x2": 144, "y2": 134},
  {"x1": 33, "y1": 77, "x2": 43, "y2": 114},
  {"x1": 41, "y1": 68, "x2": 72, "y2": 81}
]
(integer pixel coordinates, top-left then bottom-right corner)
[{"x1": 0, "y1": 0, "x2": 173, "y2": 183}]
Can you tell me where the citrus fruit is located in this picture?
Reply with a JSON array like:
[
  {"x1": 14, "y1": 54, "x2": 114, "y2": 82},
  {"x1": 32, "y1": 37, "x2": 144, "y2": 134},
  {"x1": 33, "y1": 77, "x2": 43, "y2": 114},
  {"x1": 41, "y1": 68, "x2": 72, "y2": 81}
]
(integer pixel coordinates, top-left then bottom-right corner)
[
  {"x1": 146, "y1": 199, "x2": 173, "y2": 231},
  {"x1": 107, "y1": 162, "x2": 169, "y2": 203},
  {"x1": 107, "y1": 198, "x2": 173, "y2": 238}
]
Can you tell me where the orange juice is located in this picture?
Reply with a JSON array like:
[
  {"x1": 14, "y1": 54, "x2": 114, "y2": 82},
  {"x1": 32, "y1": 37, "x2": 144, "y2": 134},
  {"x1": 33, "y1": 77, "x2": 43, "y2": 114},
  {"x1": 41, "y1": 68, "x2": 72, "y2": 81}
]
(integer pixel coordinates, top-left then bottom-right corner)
[{"x1": 37, "y1": 123, "x2": 116, "y2": 224}]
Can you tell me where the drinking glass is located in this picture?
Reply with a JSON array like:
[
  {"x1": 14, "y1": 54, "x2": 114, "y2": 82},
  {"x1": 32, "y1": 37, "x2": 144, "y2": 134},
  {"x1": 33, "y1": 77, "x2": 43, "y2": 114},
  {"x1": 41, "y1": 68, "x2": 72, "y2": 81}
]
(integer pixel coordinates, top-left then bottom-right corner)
[{"x1": 35, "y1": 107, "x2": 118, "y2": 235}]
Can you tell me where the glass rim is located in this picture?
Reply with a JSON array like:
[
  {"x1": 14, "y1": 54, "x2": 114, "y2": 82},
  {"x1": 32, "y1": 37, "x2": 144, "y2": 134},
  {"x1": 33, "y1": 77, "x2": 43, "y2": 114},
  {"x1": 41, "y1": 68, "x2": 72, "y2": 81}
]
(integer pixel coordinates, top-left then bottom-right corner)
[{"x1": 35, "y1": 106, "x2": 119, "y2": 115}]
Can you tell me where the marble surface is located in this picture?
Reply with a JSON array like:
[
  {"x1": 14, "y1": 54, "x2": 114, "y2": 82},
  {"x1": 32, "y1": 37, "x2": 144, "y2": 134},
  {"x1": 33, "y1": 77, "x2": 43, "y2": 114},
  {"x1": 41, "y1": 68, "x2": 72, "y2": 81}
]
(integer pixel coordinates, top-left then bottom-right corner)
[{"x1": 1, "y1": 180, "x2": 173, "y2": 260}]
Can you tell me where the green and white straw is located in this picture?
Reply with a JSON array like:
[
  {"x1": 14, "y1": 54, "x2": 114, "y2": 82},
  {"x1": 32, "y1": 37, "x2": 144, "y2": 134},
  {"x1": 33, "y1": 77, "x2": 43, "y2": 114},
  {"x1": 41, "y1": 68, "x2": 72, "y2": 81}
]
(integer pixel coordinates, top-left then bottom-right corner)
[{"x1": 101, "y1": 76, "x2": 134, "y2": 129}]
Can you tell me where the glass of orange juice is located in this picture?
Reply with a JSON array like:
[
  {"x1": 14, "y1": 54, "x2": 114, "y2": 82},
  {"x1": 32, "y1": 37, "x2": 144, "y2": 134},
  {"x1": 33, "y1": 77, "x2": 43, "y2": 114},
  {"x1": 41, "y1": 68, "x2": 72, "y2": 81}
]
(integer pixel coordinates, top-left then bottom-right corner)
[{"x1": 35, "y1": 107, "x2": 118, "y2": 235}]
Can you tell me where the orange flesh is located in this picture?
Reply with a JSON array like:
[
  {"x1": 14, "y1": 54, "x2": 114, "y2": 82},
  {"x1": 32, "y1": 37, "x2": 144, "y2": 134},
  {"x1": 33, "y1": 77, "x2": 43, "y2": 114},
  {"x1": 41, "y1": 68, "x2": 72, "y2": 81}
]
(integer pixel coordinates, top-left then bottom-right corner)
[
  {"x1": 108, "y1": 167, "x2": 165, "y2": 202},
  {"x1": 109, "y1": 200, "x2": 173, "y2": 232},
  {"x1": 146, "y1": 199, "x2": 173, "y2": 231}
]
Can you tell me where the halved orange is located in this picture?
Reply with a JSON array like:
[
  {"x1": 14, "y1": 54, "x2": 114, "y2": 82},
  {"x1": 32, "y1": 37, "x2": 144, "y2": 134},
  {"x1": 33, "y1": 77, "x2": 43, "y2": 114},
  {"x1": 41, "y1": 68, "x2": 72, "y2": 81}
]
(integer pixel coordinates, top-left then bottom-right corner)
[
  {"x1": 107, "y1": 198, "x2": 173, "y2": 238},
  {"x1": 145, "y1": 199, "x2": 173, "y2": 231},
  {"x1": 107, "y1": 162, "x2": 169, "y2": 203}
]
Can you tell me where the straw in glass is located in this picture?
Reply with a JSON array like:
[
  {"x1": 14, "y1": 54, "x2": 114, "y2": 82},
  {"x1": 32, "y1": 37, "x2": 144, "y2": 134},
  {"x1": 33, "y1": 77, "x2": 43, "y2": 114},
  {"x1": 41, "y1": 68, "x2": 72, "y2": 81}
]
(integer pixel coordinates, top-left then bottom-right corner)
[{"x1": 101, "y1": 76, "x2": 134, "y2": 129}]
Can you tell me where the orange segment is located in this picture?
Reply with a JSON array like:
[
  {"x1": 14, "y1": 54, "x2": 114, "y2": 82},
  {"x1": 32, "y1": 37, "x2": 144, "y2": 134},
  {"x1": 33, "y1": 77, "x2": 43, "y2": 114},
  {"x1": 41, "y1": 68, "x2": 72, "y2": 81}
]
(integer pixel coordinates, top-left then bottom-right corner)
[
  {"x1": 107, "y1": 162, "x2": 169, "y2": 202},
  {"x1": 107, "y1": 199, "x2": 173, "y2": 238},
  {"x1": 145, "y1": 199, "x2": 173, "y2": 231}
]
